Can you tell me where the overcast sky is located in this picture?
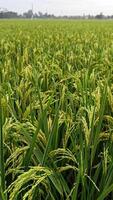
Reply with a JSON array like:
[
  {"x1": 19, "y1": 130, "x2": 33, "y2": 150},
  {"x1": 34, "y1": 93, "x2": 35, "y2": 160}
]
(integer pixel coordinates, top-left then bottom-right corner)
[{"x1": 0, "y1": 0, "x2": 113, "y2": 16}]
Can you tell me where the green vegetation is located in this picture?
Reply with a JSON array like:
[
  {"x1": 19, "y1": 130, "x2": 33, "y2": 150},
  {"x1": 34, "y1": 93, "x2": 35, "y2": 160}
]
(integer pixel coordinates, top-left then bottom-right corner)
[{"x1": 0, "y1": 20, "x2": 113, "y2": 199}]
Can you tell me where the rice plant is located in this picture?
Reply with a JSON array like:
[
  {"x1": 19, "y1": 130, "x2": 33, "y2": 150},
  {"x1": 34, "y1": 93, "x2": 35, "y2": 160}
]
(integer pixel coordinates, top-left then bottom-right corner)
[{"x1": 0, "y1": 19, "x2": 113, "y2": 199}]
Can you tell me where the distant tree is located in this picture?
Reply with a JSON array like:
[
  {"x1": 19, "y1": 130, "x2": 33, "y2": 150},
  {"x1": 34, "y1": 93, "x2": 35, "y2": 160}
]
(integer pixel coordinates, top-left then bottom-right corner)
[
  {"x1": 95, "y1": 12, "x2": 104, "y2": 19},
  {"x1": 38, "y1": 11, "x2": 43, "y2": 18},
  {"x1": 23, "y1": 10, "x2": 33, "y2": 18},
  {"x1": 33, "y1": 13, "x2": 38, "y2": 18},
  {"x1": 0, "y1": 11, "x2": 18, "y2": 18}
]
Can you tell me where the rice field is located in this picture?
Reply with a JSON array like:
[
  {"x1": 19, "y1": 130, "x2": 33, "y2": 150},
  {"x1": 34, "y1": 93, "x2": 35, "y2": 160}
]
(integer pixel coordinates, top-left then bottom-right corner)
[{"x1": 1, "y1": 20, "x2": 113, "y2": 200}]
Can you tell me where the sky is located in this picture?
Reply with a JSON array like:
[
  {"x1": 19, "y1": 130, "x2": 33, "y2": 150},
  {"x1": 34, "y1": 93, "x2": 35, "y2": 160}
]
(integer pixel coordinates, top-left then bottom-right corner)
[{"x1": 0, "y1": 0, "x2": 113, "y2": 16}]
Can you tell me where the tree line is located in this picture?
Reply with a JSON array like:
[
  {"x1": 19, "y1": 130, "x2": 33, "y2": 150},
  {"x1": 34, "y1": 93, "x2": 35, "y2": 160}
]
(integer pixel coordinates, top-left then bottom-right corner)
[{"x1": 0, "y1": 9, "x2": 113, "y2": 19}]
